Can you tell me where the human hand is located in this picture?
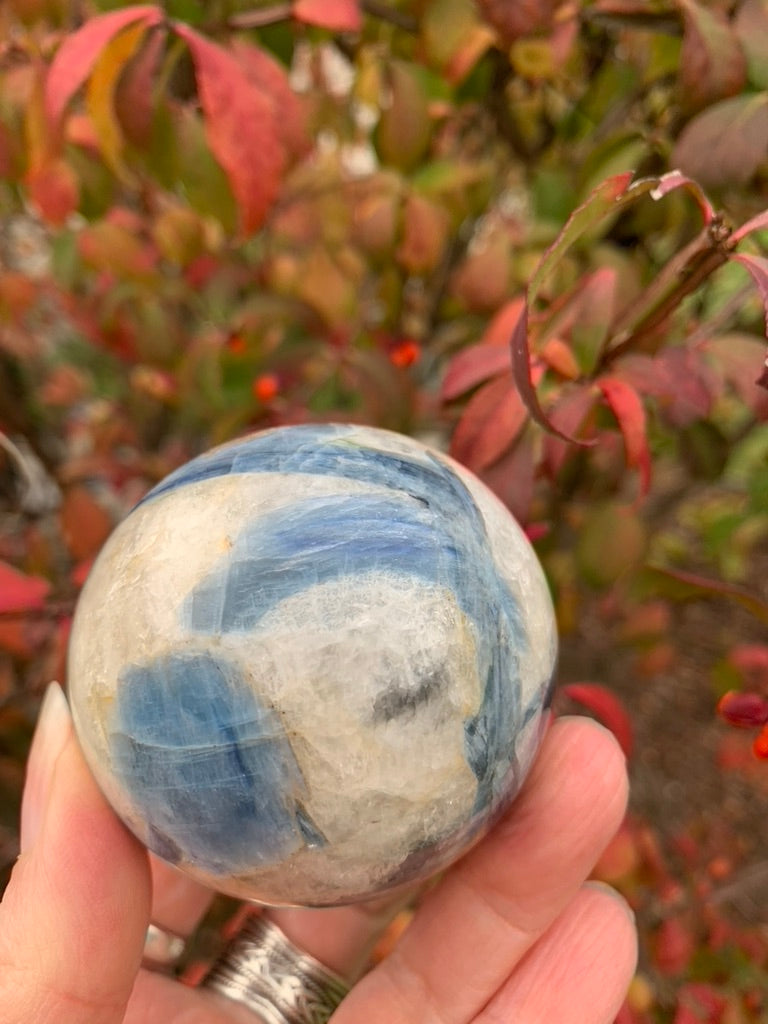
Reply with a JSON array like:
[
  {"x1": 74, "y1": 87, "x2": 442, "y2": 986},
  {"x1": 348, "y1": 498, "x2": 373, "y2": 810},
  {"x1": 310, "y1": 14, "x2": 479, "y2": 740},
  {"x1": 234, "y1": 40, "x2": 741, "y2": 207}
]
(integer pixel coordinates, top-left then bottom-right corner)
[{"x1": 0, "y1": 682, "x2": 636, "y2": 1024}]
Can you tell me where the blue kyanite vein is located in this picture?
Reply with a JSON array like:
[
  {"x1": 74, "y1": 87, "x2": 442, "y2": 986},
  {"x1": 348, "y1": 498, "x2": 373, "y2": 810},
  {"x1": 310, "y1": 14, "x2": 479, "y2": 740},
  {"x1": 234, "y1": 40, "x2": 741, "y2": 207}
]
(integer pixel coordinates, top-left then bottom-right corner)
[
  {"x1": 111, "y1": 651, "x2": 315, "y2": 873},
  {"x1": 67, "y1": 423, "x2": 557, "y2": 904},
  {"x1": 149, "y1": 425, "x2": 529, "y2": 811}
]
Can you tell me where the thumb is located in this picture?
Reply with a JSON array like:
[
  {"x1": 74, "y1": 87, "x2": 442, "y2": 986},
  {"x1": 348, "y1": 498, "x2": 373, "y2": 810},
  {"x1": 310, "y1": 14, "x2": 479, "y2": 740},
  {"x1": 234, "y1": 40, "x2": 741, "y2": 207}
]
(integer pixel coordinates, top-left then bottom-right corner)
[{"x1": 0, "y1": 682, "x2": 152, "y2": 1024}]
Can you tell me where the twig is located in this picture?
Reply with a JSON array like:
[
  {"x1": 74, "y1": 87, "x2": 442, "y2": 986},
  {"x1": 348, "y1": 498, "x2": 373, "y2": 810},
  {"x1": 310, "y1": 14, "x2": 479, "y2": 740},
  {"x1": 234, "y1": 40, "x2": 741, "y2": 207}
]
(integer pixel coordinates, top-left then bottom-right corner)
[
  {"x1": 580, "y1": 6, "x2": 682, "y2": 35},
  {"x1": 600, "y1": 218, "x2": 734, "y2": 366},
  {"x1": 361, "y1": 1, "x2": 418, "y2": 32}
]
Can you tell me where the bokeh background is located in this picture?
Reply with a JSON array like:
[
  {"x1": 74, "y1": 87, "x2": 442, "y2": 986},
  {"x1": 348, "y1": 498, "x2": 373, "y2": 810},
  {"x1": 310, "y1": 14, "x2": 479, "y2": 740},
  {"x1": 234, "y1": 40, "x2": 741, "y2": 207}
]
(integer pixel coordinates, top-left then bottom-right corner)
[{"x1": 2, "y1": 2, "x2": 768, "y2": 1019}]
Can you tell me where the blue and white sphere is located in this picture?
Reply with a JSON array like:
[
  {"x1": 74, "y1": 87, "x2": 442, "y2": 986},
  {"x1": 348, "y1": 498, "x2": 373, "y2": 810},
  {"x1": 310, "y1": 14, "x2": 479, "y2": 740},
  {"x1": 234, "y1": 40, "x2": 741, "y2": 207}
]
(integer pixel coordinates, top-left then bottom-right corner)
[{"x1": 68, "y1": 424, "x2": 557, "y2": 906}]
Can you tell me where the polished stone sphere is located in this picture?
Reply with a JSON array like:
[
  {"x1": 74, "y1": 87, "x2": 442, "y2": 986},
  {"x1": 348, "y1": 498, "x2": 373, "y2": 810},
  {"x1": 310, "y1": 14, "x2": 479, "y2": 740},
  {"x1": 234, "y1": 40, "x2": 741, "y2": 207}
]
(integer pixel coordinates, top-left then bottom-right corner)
[{"x1": 68, "y1": 424, "x2": 557, "y2": 906}]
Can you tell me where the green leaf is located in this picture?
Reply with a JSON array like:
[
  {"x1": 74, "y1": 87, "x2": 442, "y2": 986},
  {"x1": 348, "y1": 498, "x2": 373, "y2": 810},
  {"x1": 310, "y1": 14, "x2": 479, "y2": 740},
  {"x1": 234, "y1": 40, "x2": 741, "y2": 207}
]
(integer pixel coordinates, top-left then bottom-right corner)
[
  {"x1": 576, "y1": 503, "x2": 648, "y2": 588},
  {"x1": 170, "y1": 109, "x2": 238, "y2": 233},
  {"x1": 376, "y1": 61, "x2": 432, "y2": 172},
  {"x1": 734, "y1": 0, "x2": 768, "y2": 90}
]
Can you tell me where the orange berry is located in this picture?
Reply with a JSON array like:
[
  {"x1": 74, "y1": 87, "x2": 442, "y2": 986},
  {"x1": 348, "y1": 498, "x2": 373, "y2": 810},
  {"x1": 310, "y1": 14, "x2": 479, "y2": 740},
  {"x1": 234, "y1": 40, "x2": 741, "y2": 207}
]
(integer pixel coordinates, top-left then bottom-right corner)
[
  {"x1": 753, "y1": 724, "x2": 768, "y2": 759},
  {"x1": 227, "y1": 334, "x2": 247, "y2": 355},
  {"x1": 252, "y1": 373, "x2": 280, "y2": 403},
  {"x1": 389, "y1": 340, "x2": 421, "y2": 368}
]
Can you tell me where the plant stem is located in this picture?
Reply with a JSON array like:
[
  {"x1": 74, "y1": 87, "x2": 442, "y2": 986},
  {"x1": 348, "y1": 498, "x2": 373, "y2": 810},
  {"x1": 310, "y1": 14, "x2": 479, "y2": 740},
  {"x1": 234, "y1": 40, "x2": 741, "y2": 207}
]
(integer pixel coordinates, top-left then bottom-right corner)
[
  {"x1": 600, "y1": 218, "x2": 734, "y2": 366},
  {"x1": 361, "y1": 1, "x2": 418, "y2": 32}
]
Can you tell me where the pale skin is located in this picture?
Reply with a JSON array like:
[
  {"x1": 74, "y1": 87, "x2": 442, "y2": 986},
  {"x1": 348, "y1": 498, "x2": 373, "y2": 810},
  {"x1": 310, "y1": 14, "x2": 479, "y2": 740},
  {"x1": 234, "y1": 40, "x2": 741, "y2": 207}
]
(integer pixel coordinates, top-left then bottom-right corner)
[{"x1": 0, "y1": 683, "x2": 637, "y2": 1024}]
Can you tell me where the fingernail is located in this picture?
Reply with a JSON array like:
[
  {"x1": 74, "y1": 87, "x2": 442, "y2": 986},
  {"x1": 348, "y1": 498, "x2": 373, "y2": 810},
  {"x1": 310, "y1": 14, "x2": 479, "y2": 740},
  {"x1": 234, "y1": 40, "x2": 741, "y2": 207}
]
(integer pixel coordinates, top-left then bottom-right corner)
[
  {"x1": 584, "y1": 880, "x2": 636, "y2": 923},
  {"x1": 556, "y1": 714, "x2": 628, "y2": 759},
  {"x1": 20, "y1": 682, "x2": 72, "y2": 852}
]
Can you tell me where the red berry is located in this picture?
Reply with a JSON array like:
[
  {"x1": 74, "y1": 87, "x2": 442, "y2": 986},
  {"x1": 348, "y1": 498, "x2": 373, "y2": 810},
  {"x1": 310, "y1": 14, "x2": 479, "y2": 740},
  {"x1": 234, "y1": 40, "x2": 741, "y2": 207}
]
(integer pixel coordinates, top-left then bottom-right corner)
[
  {"x1": 717, "y1": 690, "x2": 768, "y2": 728},
  {"x1": 389, "y1": 340, "x2": 421, "y2": 368},
  {"x1": 753, "y1": 724, "x2": 768, "y2": 759},
  {"x1": 252, "y1": 373, "x2": 280, "y2": 403}
]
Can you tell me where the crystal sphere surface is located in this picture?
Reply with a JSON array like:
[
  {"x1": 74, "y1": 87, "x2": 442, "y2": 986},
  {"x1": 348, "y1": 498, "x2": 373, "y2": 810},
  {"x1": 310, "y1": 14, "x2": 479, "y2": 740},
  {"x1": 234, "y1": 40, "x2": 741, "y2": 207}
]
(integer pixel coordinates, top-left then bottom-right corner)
[{"x1": 68, "y1": 424, "x2": 557, "y2": 906}]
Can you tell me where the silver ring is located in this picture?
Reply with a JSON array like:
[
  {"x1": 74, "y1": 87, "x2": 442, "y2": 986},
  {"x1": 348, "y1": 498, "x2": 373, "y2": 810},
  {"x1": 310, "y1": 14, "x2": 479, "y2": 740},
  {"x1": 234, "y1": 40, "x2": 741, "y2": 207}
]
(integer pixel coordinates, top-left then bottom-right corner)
[
  {"x1": 142, "y1": 923, "x2": 186, "y2": 971},
  {"x1": 201, "y1": 915, "x2": 349, "y2": 1024}
]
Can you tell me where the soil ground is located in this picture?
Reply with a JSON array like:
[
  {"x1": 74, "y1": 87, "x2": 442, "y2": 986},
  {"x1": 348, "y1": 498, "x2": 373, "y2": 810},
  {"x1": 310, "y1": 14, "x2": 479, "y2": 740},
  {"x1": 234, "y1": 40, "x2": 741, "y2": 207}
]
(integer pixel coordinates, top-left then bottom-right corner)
[{"x1": 560, "y1": 596, "x2": 768, "y2": 929}]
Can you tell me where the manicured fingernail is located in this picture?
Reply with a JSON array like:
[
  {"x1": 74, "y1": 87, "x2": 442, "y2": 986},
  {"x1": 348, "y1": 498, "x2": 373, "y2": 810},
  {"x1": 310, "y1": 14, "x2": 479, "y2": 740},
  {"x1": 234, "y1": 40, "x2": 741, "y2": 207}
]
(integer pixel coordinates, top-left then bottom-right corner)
[
  {"x1": 20, "y1": 682, "x2": 72, "y2": 852},
  {"x1": 584, "y1": 880, "x2": 636, "y2": 922}
]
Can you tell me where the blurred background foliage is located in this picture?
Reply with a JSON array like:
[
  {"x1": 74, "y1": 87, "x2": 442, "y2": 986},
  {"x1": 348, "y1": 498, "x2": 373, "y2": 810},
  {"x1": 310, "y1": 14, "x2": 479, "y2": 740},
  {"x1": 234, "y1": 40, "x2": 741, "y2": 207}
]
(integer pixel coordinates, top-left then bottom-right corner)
[{"x1": 2, "y1": 1, "x2": 768, "y2": 1020}]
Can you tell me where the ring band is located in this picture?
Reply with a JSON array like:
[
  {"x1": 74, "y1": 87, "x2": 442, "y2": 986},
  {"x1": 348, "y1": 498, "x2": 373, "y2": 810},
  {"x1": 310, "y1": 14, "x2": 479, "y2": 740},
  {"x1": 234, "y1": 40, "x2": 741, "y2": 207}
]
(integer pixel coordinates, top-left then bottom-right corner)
[
  {"x1": 142, "y1": 923, "x2": 186, "y2": 970},
  {"x1": 202, "y1": 915, "x2": 349, "y2": 1024}
]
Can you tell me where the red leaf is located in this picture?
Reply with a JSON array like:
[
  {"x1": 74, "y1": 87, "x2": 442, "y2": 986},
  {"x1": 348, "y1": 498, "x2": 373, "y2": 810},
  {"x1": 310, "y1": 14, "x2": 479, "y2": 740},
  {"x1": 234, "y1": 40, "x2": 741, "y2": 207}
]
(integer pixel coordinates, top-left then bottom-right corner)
[
  {"x1": 293, "y1": 0, "x2": 362, "y2": 32},
  {"x1": 654, "y1": 917, "x2": 695, "y2": 976},
  {"x1": 476, "y1": 0, "x2": 560, "y2": 44},
  {"x1": 480, "y1": 297, "x2": 527, "y2": 347},
  {"x1": 0, "y1": 618, "x2": 54, "y2": 659},
  {"x1": 732, "y1": 207, "x2": 768, "y2": 243},
  {"x1": 441, "y1": 344, "x2": 511, "y2": 401},
  {"x1": 510, "y1": 170, "x2": 715, "y2": 440},
  {"x1": 449, "y1": 373, "x2": 529, "y2": 470},
  {"x1": 479, "y1": 430, "x2": 536, "y2": 524},
  {"x1": 0, "y1": 561, "x2": 50, "y2": 614},
  {"x1": 556, "y1": 267, "x2": 618, "y2": 375},
  {"x1": 25, "y1": 158, "x2": 79, "y2": 226},
  {"x1": 678, "y1": 0, "x2": 747, "y2": 113},
  {"x1": 717, "y1": 690, "x2": 768, "y2": 728},
  {"x1": 673, "y1": 983, "x2": 727, "y2": 1023},
  {"x1": 561, "y1": 682, "x2": 634, "y2": 757},
  {"x1": 672, "y1": 93, "x2": 768, "y2": 188},
  {"x1": 542, "y1": 384, "x2": 599, "y2": 476},
  {"x1": 620, "y1": 349, "x2": 715, "y2": 427},
  {"x1": 513, "y1": 174, "x2": 650, "y2": 441},
  {"x1": 114, "y1": 26, "x2": 167, "y2": 148},
  {"x1": 60, "y1": 485, "x2": 112, "y2": 562},
  {"x1": 598, "y1": 377, "x2": 651, "y2": 494},
  {"x1": 45, "y1": 5, "x2": 163, "y2": 129},
  {"x1": 511, "y1": 307, "x2": 593, "y2": 443},
  {"x1": 230, "y1": 40, "x2": 309, "y2": 161},
  {"x1": 174, "y1": 25, "x2": 284, "y2": 236},
  {"x1": 649, "y1": 170, "x2": 715, "y2": 225}
]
